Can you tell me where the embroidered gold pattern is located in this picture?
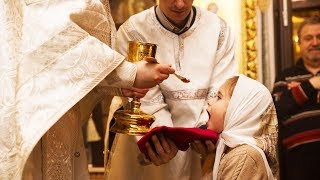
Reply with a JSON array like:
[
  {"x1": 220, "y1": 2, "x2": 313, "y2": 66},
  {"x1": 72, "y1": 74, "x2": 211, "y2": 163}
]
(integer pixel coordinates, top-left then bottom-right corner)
[
  {"x1": 217, "y1": 17, "x2": 227, "y2": 51},
  {"x1": 241, "y1": 0, "x2": 258, "y2": 79},
  {"x1": 141, "y1": 94, "x2": 164, "y2": 105},
  {"x1": 42, "y1": 105, "x2": 80, "y2": 180},
  {"x1": 21, "y1": 24, "x2": 88, "y2": 84},
  {"x1": 162, "y1": 89, "x2": 208, "y2": 100},
  {"x1": 254, "y1": 104, "x2": 279, "y2": 178}
]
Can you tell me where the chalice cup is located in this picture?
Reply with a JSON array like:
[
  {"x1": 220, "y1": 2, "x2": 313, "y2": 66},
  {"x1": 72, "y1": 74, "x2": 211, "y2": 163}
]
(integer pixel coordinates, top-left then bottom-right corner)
[{"x1": 110, "y1": 41, "x2": 157, "y2": 135}]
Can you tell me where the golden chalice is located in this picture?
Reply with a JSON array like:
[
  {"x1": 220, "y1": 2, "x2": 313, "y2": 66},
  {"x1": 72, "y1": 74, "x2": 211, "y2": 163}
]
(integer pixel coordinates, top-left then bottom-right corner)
[{"x1": 110, "y1": 41, "x2": 157, "y2": 135}]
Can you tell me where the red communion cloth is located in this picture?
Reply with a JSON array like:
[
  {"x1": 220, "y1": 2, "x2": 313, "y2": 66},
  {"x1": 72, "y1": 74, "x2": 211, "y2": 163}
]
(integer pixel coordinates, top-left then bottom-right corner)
[{"x1": 137, "y1": 126, "x2": 219, "y2": 160}]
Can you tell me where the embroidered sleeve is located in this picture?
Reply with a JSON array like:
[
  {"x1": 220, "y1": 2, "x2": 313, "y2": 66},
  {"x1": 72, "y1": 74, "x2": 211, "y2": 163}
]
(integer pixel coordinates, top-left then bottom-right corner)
[
  {"x1": 99, "y1": 60, "x2": 136, "y2": 88},
  {"x1": 106, "y1": 60, "x2": 136, "y2": 87}
]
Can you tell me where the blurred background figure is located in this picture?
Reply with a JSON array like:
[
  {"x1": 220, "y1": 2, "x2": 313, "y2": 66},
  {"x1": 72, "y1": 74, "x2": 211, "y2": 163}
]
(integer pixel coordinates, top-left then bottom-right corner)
[{"x1": 272, "y1": 16, "x2": 320, "y2": 180}]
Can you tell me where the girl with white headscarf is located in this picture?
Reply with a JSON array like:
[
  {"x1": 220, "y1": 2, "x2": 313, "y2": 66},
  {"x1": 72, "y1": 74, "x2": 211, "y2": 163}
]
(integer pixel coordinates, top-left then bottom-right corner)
[{"x1": 195, "y1": 75, "x2": 279, "y2": 179}]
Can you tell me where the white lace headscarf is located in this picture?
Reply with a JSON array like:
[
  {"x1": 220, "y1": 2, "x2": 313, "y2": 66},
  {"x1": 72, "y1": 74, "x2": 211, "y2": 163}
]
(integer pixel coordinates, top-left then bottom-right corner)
[{"x1": 212, "y1": 75, "x2": 279, "y2": 179}]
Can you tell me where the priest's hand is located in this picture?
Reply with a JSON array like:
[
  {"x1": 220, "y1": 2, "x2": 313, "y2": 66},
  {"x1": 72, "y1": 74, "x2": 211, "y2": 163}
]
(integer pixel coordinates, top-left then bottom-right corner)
[
  {"x1": 133, "y1": 60, "x2": 175, "y2": 88},
  {"x1": 121, "y1": 87, "x2": 149, "y2": 98},
  {"x1": 144, "y1": 133, "x2": 178, "y2": 166},
  {"x1": 190, "y1": 140, "x2": 216, "y2": 158}
]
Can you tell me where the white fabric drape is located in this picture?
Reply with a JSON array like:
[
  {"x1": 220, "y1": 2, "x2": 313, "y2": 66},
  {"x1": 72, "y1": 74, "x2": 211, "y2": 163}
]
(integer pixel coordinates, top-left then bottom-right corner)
[{"x1": 0, "y1": 0, "x2": 131, "y2": 179}]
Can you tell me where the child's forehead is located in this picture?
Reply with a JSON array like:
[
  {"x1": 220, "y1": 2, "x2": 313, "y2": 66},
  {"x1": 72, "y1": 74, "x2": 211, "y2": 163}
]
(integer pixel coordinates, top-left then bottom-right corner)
[
  {"x1": 220, "y1": 81, "x2": 229, "y2": 89},
  {"x1": 219, "y1": 83, "x2": 233, "y2": 100}
]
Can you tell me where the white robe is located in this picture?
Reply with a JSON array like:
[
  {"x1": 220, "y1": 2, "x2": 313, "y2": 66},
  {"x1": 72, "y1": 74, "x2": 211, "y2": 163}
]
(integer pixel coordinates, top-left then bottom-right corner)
[
  {"x1": 106, "y1": 7, "x2": 238, "y2": 180},
  {"x1": 0, "y1": 0, "x2": 137, "y2": 179}
]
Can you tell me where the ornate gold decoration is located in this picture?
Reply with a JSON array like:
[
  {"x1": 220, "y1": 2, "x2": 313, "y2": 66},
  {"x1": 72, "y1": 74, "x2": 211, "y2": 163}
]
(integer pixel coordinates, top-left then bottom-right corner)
[
  {"x1": 241, "y1": 0, "x2": 258, "y2": 79},
  {"x1": 110, "y1": 41, "x2": 157, "y2": 135}
]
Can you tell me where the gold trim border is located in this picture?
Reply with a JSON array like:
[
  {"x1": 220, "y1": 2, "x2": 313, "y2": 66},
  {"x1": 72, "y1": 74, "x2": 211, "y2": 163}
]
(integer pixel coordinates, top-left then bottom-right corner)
[{"x1": 241, "y1": 0, "x2": 258, "y2": 79}]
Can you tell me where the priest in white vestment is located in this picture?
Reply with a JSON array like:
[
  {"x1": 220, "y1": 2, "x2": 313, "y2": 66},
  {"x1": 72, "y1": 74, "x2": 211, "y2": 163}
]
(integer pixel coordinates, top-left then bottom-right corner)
[
  {"x1": 106, "y1": 1, "x2": 238, "y2": 179},
  {"x1": 0, "y1": 0, "x2": 175, "y2": 179}
]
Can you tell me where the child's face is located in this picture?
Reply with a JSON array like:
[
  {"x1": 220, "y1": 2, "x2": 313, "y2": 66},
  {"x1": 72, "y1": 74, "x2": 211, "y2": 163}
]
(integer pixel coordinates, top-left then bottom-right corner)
[{"x1": 206, "y1": 84, "x2": 230, "y2": 133}]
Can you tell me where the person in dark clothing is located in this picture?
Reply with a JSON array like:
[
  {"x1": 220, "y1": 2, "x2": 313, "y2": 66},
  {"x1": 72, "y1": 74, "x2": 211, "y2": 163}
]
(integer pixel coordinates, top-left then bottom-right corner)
[{"x1": 272, "y1": 16, "x2": 320, "y2": 180}]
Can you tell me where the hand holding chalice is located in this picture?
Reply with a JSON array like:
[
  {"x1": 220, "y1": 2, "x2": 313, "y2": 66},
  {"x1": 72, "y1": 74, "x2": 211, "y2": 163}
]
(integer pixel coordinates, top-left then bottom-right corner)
[
  {"x1": 110, "y1": 41, "x2": 190, "y2": 135},
  {"x1": 110, "y1": 41, "x2": 158, "y2": 135}
]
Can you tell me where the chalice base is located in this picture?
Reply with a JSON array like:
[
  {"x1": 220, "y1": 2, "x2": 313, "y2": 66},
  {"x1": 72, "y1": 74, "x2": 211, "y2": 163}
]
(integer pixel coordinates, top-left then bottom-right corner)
[{"x1": 110, "y1": 109, "x2": 155, "y2": 135}]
